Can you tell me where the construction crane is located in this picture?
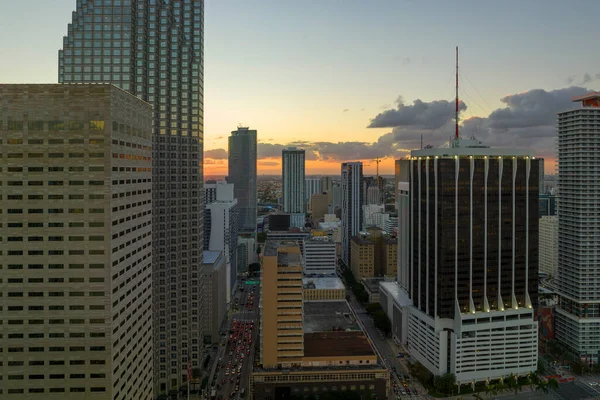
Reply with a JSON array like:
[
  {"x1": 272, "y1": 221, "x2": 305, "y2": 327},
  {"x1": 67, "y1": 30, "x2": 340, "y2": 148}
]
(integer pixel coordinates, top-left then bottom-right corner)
[{"x1": 372, "y1": 158, "x2": 381, "y2": 183}]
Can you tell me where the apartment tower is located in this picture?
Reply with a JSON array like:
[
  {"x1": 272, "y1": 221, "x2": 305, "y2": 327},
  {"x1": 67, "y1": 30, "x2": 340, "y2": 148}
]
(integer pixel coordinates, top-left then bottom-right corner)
[
  {"x1": 0, "y1": 84, "x2": 153, "y2": 399},
  {"x1": 228, "y1": 127, "x2": 257, "y2": 233},
  {"x1": 58, "y1": 1, "x2": 205, "y2": 393},
  {"x1": 555, "y1": 93, "x2": 600, "y2": 363},
  {"x1": 341, "y1": 162, "x2": 364, "y2": 266},
  {"x1": 282, "y1": 147, "x2": 306, "y2": 213},
  {"x1": 406, "y1": 138, "x2": 539, "y2": 384},
  {"x1": 260, "y1": 241, "x2": 304, "y2": 368}
]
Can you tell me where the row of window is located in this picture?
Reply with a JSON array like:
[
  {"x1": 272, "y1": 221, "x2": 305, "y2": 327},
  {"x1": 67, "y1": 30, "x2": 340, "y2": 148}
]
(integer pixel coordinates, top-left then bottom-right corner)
[
  {"x1": 6, "y1": 292, "x2": 106, "y2": 298},
  {"x1": 3, "y1": 166, "x2": 103, "y2": 172},
  {"x1": 5, "y1": 305, "x2": 105, "y2": 312},
  {"x1": 4, "y1": 152, "x2": 105, "y2": 159},
  {"x1": 4, "y1": 277, "x2": 105, "y2": 284},
  {"x1": 4, "y1": 356, "x2": 105, "y2": 363},
  {"x1": 1, "y1": 120, "x2": 103, "y2": 131},
  {"x1": 6, "y1": 208, "x2": 104, "y2": 214},
  {"x1": 4, "y1": 388, "x2": 106, "y2": 394},
  {"x1": 2, "y1": 263, "x2": 105, "y2": 270},
  {"x1": 5, "y1": 180, "x2": 105, "y2": 186},
  {"x1": 2, "y1": 138, "x2": 105, "y2": 145}
]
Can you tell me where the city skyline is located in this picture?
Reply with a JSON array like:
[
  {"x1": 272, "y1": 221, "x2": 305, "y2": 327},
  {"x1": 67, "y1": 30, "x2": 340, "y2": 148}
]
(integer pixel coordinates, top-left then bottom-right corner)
[{"x1": 2, "y1": 1, "x2": 600, "y2": 175}]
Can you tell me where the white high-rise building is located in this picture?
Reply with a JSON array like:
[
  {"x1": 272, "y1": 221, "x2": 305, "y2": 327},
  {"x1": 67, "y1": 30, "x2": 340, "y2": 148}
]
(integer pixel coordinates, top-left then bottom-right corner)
[
  {"x1": 539, "y1": 216, "x2": 558, "y2": 276},
  {"x1": 205, "y1": 183, "x2": 218, "y2": 204},
  {"x1": 556, "y1": 93, "x2": 600, "y2": 362},
  {"x1": 205, "y1": 183, "x2": 239, "y2": 302},
  {"x1": 303, "y1": 237, "x2": 337, "y2": 276},
  {"x1": 341, "y1": 162, "x2": 364, "y2": 266},
  {"x1": 282, "y1": 147, "x2": 306, "y2": 213},
  {"x1": 0, "y1": 84, "x2": 153, "y2": 399},
  {"x1": 405, "y1": 138, "x2": 539, "y2": 385},
  {"x1": 362, "y1": 204, "x2": 385, "y2": 229},
  {"x1": 305, "y1": 178, "x2": 322, "y2": 205}
]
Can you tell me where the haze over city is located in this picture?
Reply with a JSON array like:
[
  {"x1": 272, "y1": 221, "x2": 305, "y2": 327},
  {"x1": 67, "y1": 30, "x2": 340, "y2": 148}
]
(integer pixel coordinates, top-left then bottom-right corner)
[{"x1": 2, "y1": 0, "x2": 600, "y2": 175}]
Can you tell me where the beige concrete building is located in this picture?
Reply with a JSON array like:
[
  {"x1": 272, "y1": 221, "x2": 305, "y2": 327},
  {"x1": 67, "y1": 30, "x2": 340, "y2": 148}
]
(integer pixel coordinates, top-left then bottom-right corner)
[
  {"x1": 202, "y1": 251, "x2": 227, "y2": 344},
  {"x1": 303, "y1": 277, "x2": 345, "y2": 301},
  {"x1": 309, "y1": 193, "x2": 329, "y2": 222},
  {"x1": 0, "y1": 84, "x2": 153, "y2": 399},
  {"x1": 383, "y1": 237, "x2": 398, "y2": 277},
  {"x1": 539, "y1": 215, "x2": 558, "y2": 276},
  {"x1": 260, "y1": 241, "x2": 304, "y2": 368},
  {"x1": 351, "y1": 235, "x2": 376, "y2": 278}
]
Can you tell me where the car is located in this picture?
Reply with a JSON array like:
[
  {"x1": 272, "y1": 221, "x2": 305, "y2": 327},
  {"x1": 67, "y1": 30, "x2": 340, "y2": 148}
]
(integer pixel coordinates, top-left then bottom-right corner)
[
  {"x1": 400, "y1": 390, "x2": 406, "y2": 395},
  {"x1": 221, "y1": 379, "x2": 225, "y2": 385},
  {"x1": 406, "y1": 388, "x2": 411, "y2": 395},
  {"x1": 225, "y1": 370, "x2": 229, "y2": 376},
  {"x1": 590, "y1": 382, "x2": 599, "y2": 386}
]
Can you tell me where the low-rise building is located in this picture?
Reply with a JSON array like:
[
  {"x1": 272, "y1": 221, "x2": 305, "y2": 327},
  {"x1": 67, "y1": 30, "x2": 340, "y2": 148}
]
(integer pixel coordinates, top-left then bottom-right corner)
[
  {"x1": 351, "y1": 234, "x2": 375, "y2": 278},
  {"x1": 379, "y1": 282, "x2": 411, "y2": 346},
  {"x1": 303, "y1": 277, "x2": 345, "y2": 301},
  {"x1": 303, "y1": 236, "x2": 337, "y2": 275}
]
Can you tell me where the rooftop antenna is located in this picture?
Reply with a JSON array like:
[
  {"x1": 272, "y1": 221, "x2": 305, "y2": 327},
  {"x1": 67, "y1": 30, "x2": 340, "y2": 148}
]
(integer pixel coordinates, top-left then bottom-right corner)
[{"x1": 455, "y1": 46, "x2": 459, "y2": 140}]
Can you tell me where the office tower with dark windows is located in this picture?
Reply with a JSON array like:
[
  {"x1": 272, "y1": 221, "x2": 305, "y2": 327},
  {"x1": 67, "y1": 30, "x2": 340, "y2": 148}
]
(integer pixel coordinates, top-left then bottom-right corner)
[
  {"x1": 556, "y1": 93, "x2": 600, "y2": 363},
  {"x1": 0, "y1": 84, "x2": 153, "y2": 399},
  {"x1": 58, "y1": 0, "x2": 205, "y2": 394},
  {"x1": 405, "y1": 138, "x2": 539, "y2": 385},
  {"x1": 228, "y1": 127, "x2": 257, "y2": 233},
  {"x1": 282, "y1": 147, "x2": 306, "y2": 214},
  {"x1": 341, "y1": 162, "x2": 364, "y2": 266}
]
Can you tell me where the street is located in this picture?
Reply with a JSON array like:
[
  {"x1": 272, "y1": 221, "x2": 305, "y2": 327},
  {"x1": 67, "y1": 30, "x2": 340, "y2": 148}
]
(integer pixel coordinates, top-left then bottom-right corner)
[{"x1": 206, "y1": 280, "x2": 261, "y2": 400}]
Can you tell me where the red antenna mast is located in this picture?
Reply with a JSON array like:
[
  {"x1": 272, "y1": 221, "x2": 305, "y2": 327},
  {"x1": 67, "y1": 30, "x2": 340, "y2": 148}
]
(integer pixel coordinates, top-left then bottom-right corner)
[{"x1": 455, "y1": 46, "x2": 459, "y2": 139}]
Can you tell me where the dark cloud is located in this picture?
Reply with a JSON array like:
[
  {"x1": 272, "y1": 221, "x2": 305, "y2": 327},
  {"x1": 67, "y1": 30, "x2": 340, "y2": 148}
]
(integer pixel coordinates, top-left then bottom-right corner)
[
  {"x1": 343, "y1": 108, "x2": 349, "y2": 112},
  {"x1": 257, "y1": 142, "x2": 287, "y2": 158},
  {"x1": 368, "y1": 98, "x2": 467, "y2": 129},
  {"x1": 204, "y1": 148, "x2": 228, "y2": 159}
]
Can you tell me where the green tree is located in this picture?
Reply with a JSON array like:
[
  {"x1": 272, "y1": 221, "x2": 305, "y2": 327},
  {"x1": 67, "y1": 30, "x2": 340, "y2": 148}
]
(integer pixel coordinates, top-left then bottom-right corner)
[
  {"x1": 547, "y1": 378, "x2": 560, "y2": 392},
  {"x1": 248, "y1": 262, "x2": 261, "y2": 274},
  {"x1": 410, "y1": 362, "x2": 434, "y2": 385},
  {"x1": 365, "y1": 302, "x2": 383, "y2": 315},
  {"x1": 373, "y1": 310, "x2": 391, "y2": 334},
  {"x1": 434, "y1": 373, "x2": 456, "y2": 395},
  {"x1": 504, "y1": 374, "x2": 522, "y2": 395}
]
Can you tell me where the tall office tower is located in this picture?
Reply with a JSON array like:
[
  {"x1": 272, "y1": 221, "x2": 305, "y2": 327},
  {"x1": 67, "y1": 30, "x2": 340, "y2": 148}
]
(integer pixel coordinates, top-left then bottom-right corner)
[
  {"x1": 303, "y1": 237, "x2": 337, "y2": 275},
  {"x1": 539, "y1": 158, "x2": 546, "y2": 194},
  {"x1": 556, "y1": 93, "x2": 600, "y2": 363},
  {"x1": 396, "y1": 161, "x2": 410, "y2": 288},
  {"x1": 341, "y1": 162, "x2": 364, "y2": 266},
  {"x1": 204, "y1": 182, "x2": 239, "y2": 301},
  {"x1": 331, "y1": 182, "x2": 342, "y2": 212},
  {"x1": 282, "y1": 147, "x2": 306, "y2": 213},
  {"x1": 539, "y1": 216, "x2": 558, "y2": 276},
  {"x1": 406, "y1": 138, "x2": 539, "y2": 385},
  {"x1": 395, "y1": 158, "x2": 409, "y2": 210},
  {"x1": 367, "y1": 186, "x2": 382, "y2": 205},
  {"x1": 58, "y1": 1, "x2": 205, "y2": 393},
  {"x1": 228, "y1": 127, "x2": 257, "y2": 233},
  {"x1": 204, "y1": 183, "x2": 217, "y2": 204},
  {"x1": 320, "y1": 176, "x2": 333, "y2": 202},
  {"x1": 260, "y1": 242, "x2": 305, "y2": 368},
  {"x1": 0, "y1": 84, "x2": 153, "y2": 399},
  {"x1": 305, "y1": 178, "x2": 322, "y2": 204}
]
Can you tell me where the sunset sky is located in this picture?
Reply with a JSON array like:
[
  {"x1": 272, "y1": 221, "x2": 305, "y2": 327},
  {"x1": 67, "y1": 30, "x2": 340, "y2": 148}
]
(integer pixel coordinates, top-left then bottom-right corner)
[{"x1": 2, "y1": 1, "x2": 599, "y2": 176}]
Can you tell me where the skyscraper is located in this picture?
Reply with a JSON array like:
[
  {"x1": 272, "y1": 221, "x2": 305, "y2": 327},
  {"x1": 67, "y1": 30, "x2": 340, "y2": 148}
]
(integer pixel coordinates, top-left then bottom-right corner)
[
  {"x1": 405, "y1": 138, "x2": 539, "y2": 384},
  {"x1": 228, "y1": 127, "x2": 257, "y2": 233},
  {"x1": 0, "y1": 84, "x2": 153, "y2": 399},
  {"x1": 556, "y1": 93, "x2": 600, "y2": 363},
  {"x1": 282, "y1": 147, "x2": 306, "y2": 213},
  {"x1": 58, "y1": 1, "x2": 205, "y2": 393},
  {"x1": 341, "y1": 162, "x2": 364, "y2": 266},
  {"x1": 305, "y1": 178, "x2": 322, "y2": 204}
]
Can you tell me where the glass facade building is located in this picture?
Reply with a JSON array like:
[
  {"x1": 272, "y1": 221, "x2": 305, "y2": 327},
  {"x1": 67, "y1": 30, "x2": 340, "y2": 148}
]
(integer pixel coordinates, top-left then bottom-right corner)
[
  {"x1": 228, "y1": 127, "x2": 257, "y2": 233},
  {"x1": 59, "y1": 0, "x2": 205, "y2": 394}
]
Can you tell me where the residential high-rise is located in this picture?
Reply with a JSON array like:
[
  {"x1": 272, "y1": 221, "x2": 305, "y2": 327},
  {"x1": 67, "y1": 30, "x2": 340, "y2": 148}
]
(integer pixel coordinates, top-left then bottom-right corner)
[
  {"x1": 228, "y1": 127, "x2": 257, "y2": 233},
  {"x1": 331, "y1": 182, "x2": 342, "y2": 213},
  {"x1": 539, "y1": 157, "x2": 546, "y2": 194},
  {"x1": 406, "y1": 138, "x2": 539, "y2": 384},
  {"x1": 539, "y1": 193, "x2": 558, "y2": 217},
  {"x1": 305, "y1": 178, "x2": 322, "y2": 205},
  {"x1": 201, "y1": 251, "x2": 227, "y2": 344},
  {"x1": 0, "y1": 84, "x2": 153, "y2": 399},
  {"x1": 556, "y1": 93, "x2": 600, "y2": 362},
  {"x1": 341, "y1": 162, "x2": 364, "y2": 266},
  {"x1": 282, "y1": 147, "x2": 306, "y2": 213},
  {"x1": 204, "y1": 182, "x2": 239, "y2": 301},
  {"x1": 539, "y1": 216, "x2": 558, "y2": 276},
  {"x1": 394, "y1": 158, "x2": 410, "y2": 211},
  {"x1": 58, "y1": 1, "x2": 205, "y2": 393}
]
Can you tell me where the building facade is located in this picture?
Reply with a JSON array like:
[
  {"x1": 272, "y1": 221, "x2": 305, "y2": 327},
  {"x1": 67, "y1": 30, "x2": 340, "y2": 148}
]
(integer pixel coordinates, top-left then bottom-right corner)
[
  {"x1": 539, "y1": 194, "x2": 558, "y2": 217},
  {"x1": 309, "y1": 193, "x2": 329, "y2": 222},
  {"x1": 58, "y1": 1, "x2": 205, "y2": 393},
  {"x1": 228, "y1": 127, "x2": 257, "y2": 233},
  {"x1": 406, "y1": 138, "x2": 539, "y2": 384},
  {"x1": 204, "y1": 185, "x2": 239, "y2": 301},
  {"x1": 539, "y1": 215, "x2": 558, "y2": 276},
  {"x1": 282, "y1": 147, "x2": 306, "y2": 213},
  {"x1": 556, "y1": 93, "x2": 600, "y2": 363},
  {"x1": 0, "y1": 84, "x2": 153, "y2": 399},
  {"x1": 341, "y1": 162, "x2": 364, "y2": 266},
  {"x1": 303, "y1": 237, "x2": 337, "y2": 276},
  {"x1": 202, "y1": 251, "x2": 227, "y2": 344},
  {"x1": 305, "y1": 178, "x2": 322, "y2": 205},
  {"x1": 351, "y1": 235, "x2": 375, "y2": 278}
]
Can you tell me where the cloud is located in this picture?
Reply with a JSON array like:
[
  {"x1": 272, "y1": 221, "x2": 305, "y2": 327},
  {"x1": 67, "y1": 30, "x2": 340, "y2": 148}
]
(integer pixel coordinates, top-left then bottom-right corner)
[
  {"x1": 204, "y1": 148, "x2": 227, "y2": 159},
  {"x1": 368, "y1": 98, "x2": 467, "y2": 130},
  {"x1": 343, "y1": 108, "x2": 350, "y2": 112},
  {"x1": 402, "y1": 57, "x2": 411, "y2": 65},
  {"x1": 258, "y1": 142, "x2": 287, "y2": 158},
  {"x1": 258, "y1": 161, "x2": 279, "y2": 166}
]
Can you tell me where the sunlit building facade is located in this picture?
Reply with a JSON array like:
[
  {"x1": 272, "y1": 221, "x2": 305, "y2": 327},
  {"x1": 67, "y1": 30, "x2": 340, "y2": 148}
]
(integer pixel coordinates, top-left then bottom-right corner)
[{"x1": 59, "y1": 0, "x2": 205, "y2": 394}]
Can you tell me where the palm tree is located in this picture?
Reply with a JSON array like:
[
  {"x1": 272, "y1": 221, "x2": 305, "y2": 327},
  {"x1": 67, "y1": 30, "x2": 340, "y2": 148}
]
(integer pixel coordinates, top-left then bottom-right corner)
[
  {"x1": 535, "y1": 381, "x2": 549, "y2": 394},
  {"x1": 547, "y1": 378, "x2": 560, "y2": 392}
]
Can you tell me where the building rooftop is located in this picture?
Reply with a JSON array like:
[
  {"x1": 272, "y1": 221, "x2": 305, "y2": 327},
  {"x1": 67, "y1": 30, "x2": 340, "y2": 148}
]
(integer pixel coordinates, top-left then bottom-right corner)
[
  {"x1": 303, "y1": 301, "x2": 359, "y2": 333},
  {"x1": 362, "y1": 277, "x2": 386, "y2": 293},
  {"x1": 203, "y1": 250, "x2": 223, "y2": 266},
  {"x1": 304, "y1": 236, "x2": 334, "y2": 244},
  {"x1": 379, "y1": 281, "x2": 411, "y2": 307},
  {"x1": 412, "y1": 138, "x2": 533, "y2": 158},
  {"x1": 303, "y1": 277, "x2": 345, "y2": 290},
  {"x1": 278, "y1": 250, "x2": 302, "y2": 266},
  {"x1": 264, "y1": 240, "x2": 303, "y2": 260},
  {"x1": 351, "y1": 235, "x2": 375, "y2": 245},
  {"x1": 303, "y1": 331, "x2": 375, "y2": 358}
]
